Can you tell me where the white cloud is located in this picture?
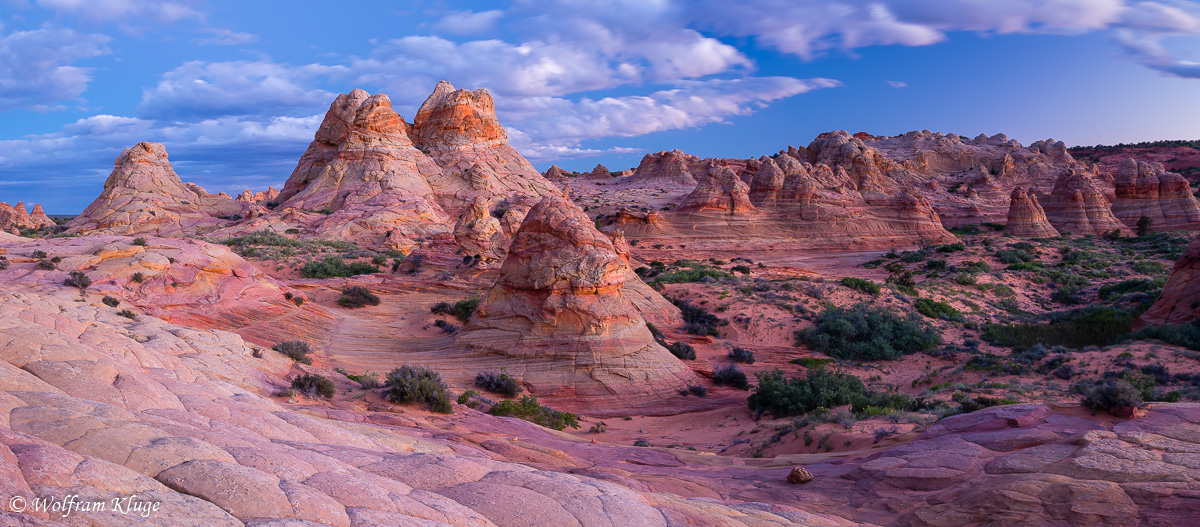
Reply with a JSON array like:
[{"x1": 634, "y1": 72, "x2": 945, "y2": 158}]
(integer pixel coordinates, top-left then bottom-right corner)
[
  {"x1": 137, "y1": 60, "x2": 343, "y2": 120},
  {"x1": 194, "y1": 28, "x2": 259, "y2": 46},
  {"x1": 0, "y1": 27, "x2": 110, "y2": 112},
  {"x1": 886, "y1": 80, "x2": 908, "y2": 88},
  {"x1": 431, "y1": 10, "x2": 504, "y2": 35}
]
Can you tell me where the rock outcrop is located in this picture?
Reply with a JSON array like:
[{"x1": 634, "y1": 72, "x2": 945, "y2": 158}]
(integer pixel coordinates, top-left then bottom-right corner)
[
  {"x1": 453, "y1": 196, "x2": 505, "y2": 262},
  {"x1": 227, "y1": 90, "x2": 452, "y2": 253},
  {"x1": 411, "y1": 81, "x2": 561, "y2": 216},
  {"x1": 1004, "y1": 187, "x2": 1060, "y2": 237},
  {"x1": 66, "y1": 143, "x2": 245, "y2": 237},
  {"x1": 625, "y1": 150, "x2": 701, "y2": 186},
  {"x1": 1140, "y1": 234, "x2": 1200, "y2": 326},
  {"x1": 1112, "y1": 158, "x2": 1200, "y2": 232},
  {"x1": 452, "y1": 195, "x2": 697, "y2": 405},
  {"x1": 1042, "y1": 167, "x2": 1131, "y2": 236},
  {"x1": 676, "y1": 165, "x2": 758, "y2": 215},
  {"x1": 0, "y1": 201, "x2": 54, "y2": 233}
]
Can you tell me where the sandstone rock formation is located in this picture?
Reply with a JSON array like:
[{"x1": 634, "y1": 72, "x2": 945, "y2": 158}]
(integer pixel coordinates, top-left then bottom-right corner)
[
  {"x1": 588, "y1": 163, "x2": 611, "y2": 179},
  {"x1": 676, "y1": 165, "x2": 758, "y2": 215},
  {"x1": 234, "y1": 89, "x2": 451, "y2": 253},
  {"x1": 1041, "y1": 167, "x2": 1131, "y2": 235},
  {"x1": 411, "y1": 81, "x2": 561, "y2": 216},
  {"x1": 451, "y1": 195, "x2": 697, "y2": 406},
  {"x1": 626, "y1": 150, "x2": 700, "y2": 186},
  {"x1": 1112, "y1": 158, "x2": 1200, "y2": 232},
  {"x1": 453, "y1": 196, "x2": 505, "y2": 262},
  {"x1": 0, "y1": 201, "x2": 54, "y2": 233},
  {"x1": 66, "y1": 142, "x2": 245, "y2": 237},
  {"x1": 1140, "y1": 234, "x2": 1200, "y2": 326},
  {"x1": 1004, "y1": 187, "x2": 1060, "y2": 237}
]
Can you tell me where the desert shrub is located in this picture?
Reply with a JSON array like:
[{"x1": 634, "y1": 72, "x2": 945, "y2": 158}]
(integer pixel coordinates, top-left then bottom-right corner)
[
  {"x1": 385, "y1": 365, "x2": 453, "y2": 413},
  {"x1": 433, "y1": 319, "x2": 459, "y2": 333},
  {"x1": 489, "y1": 395, "x2": 580, "y2": 430},
  {"x1": 671, "y1": 298, "x2": 725, "y2": 336},
  {"x1": 645, "y1": 322, "x2": 665, "y2": 340},
  {"x1": 301, "y1": 256, "x2": 379, "y2": 279},
  {"x1": 840, "y1": 277, "x2": 880, "y2": 296},
  {"x1": 731, "y1": 265, "x2": 752, "y2": 275},
  {"x1": 936, "y1": 242, "x2": 966, "y2": 253},
  {"x1": 431, "y1": 298, "x2": 479, "y2": 323},
  {"x1": 30, "y1": 250, "x2": 47, "y2": 259},
  {"x1": 900, "y1": 250, "x2": 928, "y2": 263},
  {"x1": 132, "y1": 237, "x2": 148, "y2": 246},
  {"x1": 995, "y1": 248, "x2": 1036, "y2": 264},
  {"x1": 347, "y1": 371, "x2": 382, "y2": 389},
  {"x1": 1081, "y1": 379, "x2": 1143, "y2": 413},
  {"x1": 64, "y1": 271, "x2": 91, "y2": 290},
  {"x1": 962, "y1": 260, "x2": 992, "y2": 273},
  {"x1": 101, "y1": 296, "x2": 120, "y2": 307},
  {"x1": 0, "y1": 258, "x2": 8, "y2": 271},
  {"x1": 1098, "y1": 278, "x2": 1164, "y2": 301},
  {"x1": 1137, "y1": 215, "x2": 1154, "y2": 237},
  {"x1": 291, "y1": 374, "x2": 335, "y2": 399},
  {"x1": 956, "y1": 394, "x2": 1020, "y2": 413},
  {"x1": 793, "y1": 357, "x2": 835, "y2": 369},
  {"x1": 748, "y1": 367, "x2": 867, "y2": 417},
  {"x1": 131, "y1": 272, "x2": 145, "y2": 283},
  {"x1": 712, "y1": 364, "x2": 749, "y2": 389},
  {"x1": 797, "y1": 304, "x2": 940, "y2": 361},
  {"x1": 337, "y1": 286, "x2": 381, "y2": 308},
  {"x1": 36, "y1": 260, "x2": 56, "y2": 270},
  {"x1": 273, "y1": 340, "x2": 313, "y2": 364},
  {"x1": 1005, "y1": 261, "x2": 1044, "y2": 271},
  {"x1": 475, "y1": 371, "x2": 523, "y2": 397},
  {"x1": 665, "y1": 341, "x2": 696, "y2": 360},
  {"x1": 1132, "y1": 321, "x2": 1200, "y2": 350},
  {"x1": 954, "y1": 273, "x2": 978, "y2": 286},
  {"x1": 1131, "y1": 261, "x2": 1168, "y2": 275},
  {"x1": 728, "y1": 347, "x2": 756, "y2": 364},
  {"x1": 117, "y1": 309, "x2": 137, "y2": 320},
  {"x1": 647, "y1": 266, "x2": 731, "y2": 288},
  {"x1": 687, "y1": 384, "x2": 708, "y2": 396},
  {"x1": 913, "y1": 298, "x2": 961, "y2": 320},
  {"x1": 925, "y1": 259, "x2": 948, "y2": 271},
  {"x1": 982, "y1": 306, "x2": 1139, "y2": 350}
]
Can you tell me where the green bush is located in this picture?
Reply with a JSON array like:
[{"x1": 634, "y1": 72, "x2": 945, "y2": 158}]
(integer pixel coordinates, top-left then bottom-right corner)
[
  {"x1": 1132, "y1": 321, "x2": 1200, "y2": 350},
  {"x1": 131, "y1": 272, "x2": 145, "y2": 283},
  {"x1": 1098, "y1": 278, "x2": 1164, "y2": 300},
  {"x1": 117, "y1": 309, "x2": 137, "y2": 320},
  {"x1": 385, "y1": 365, "x2": 453, "y2": 413},
  {"x1": 1131, "y1": 261, "x2": 1168, "y2": 275},
  {"x1": 962, "y1": 260, "x2": 992, "y2": 273},
  {"x1": 133, "y1": 237, "x2": 148, "y2": 246},
  {"x1": 672, "y1": 297, "x2": 725, "y2": 336},
  {"x1": 982, "y1": 306, "x2": 1139, "y2": 350},
  {"x1": 995, "y1": 248, "x2": 1036, "y2": 264},
  {"x1": 64, "y1": 271, "x2": 91, "y2": 290},
  {"x1": 728, "y1": 347, "x2": 755, "y2": 364},
  {"x1": 301, "y1": 256, "x2": 379, "y2": 279},
  {"x1": 797, "y1": 304, "x2": 940, "y2": 361},
  {"x1": 30, "y1": 250, "x2": 47, "y2": 259},
  {"x1": 840, "y1": 277, "x2": 880, "y2": 296},
  {"x1": 102, "y1": 296, "x2": 120, "y2": 307},
  {"x1": 337, "y1": 286, "x2": 381, "y2": 308},
  {"x1": 1005, "y1": 262, "x2": 1044, "y2": 271},
  {"x1": 475, "y1": 371, "x2": 523, "y2": 397},
  {"x1": 665, "y1": 341, "x2": 696, "y2": 360},
  {"x1": 1081, "y1": 379, "x2": 1143, "y2": 413},
  {"x1": 936, "y1": 242, "x2": 966, "y2": 253},
  {"x1": 713, "y1": 364, "x2": 749, "y2": 389},
  {"x1": 273, "y1": 340, "x2": 313, "y2": 364},
  {"x1": 647, "y1": 267, "x2": 731, "y2": 288},
  {"x1": 913, "y1": 298, "x2": 961, "y2": 320},
  {"x1": 431, "y1": 298, "x2": 479, "y2": 323},
  {"x1": 748, "y1": 367, "x2": 866, "y2": 417},
  {"x1": 489, "y1": 395, "x2": 580, "y2": 430},
  {"x1": 291, "y1": 374, "x2": 335, "y2": 399}
]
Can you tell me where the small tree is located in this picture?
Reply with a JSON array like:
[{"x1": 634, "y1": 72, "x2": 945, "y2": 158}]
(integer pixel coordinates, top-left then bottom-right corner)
[{"x1": 1137, "y1": 215, "x2": 1153, "y2": 237}]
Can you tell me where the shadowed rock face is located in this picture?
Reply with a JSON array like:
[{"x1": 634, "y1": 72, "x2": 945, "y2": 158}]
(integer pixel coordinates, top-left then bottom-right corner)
[
  {"x1": 66, "y1": 142, "x2": 244, "y2": 236},
  {"x1": 454, "y1": 195, "x2": 697, "y2": 400},
  {"x1": 1112, "y1": 158, "x2": 1200, "y2": 232},
  {"x1": 1042, "y1": 167, "x2": 1131, "y2": 236},
  {"x1": 1005, "y1": 187, "x2": 1060, "y2": 238},
  {"x1": 1141, "y1": 234, "x2": 1200, "y2": 327},
  {"x1": 676, "y1": 165, "x2": 758, "y2": 215}
]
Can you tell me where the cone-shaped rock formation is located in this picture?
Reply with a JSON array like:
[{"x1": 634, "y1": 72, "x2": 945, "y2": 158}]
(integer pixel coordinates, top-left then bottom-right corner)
[{"x1": 1004, "y1": 187, "x2": 1060, "y2": 237}]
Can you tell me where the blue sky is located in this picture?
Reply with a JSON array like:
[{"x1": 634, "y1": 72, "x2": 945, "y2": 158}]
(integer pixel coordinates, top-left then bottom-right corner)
[{"x1": 2, "y1": 1, "x2": 1200, "y2": 213}]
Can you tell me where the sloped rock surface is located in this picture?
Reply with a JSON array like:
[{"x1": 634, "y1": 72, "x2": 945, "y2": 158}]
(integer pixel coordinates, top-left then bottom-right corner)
[
  {"x1": 1042, "y1": 167, "x2": 1131, "y2": 236},
  {"x1": 66, "y1": 143, "x2": 244, "y2": 237},
  {"x1": 1140, "y1": 234, "x2": 1200, "y2": 327},
  {"x1": 1004, "y1": 187, "x2": 1060, "y2": 237},
  {"x1": 1112, "y1": 158, "x2": 1200, "y2": 232}
]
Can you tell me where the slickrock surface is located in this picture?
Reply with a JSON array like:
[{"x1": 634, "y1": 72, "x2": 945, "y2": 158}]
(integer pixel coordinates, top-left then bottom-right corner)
[
  {"x1": 1041, "y1": 167, "x2": 1132, "y2": 236},
  {"x1": 228, "y1": 90, "x2": 452, "y2": 254},
  {"x1": 66, "y1": 143, "x2": 245, "y2": 237},
  {"x1": 447, "y1": 195, "x2": 699, "y2": 409},
  {"x1": 0, "y1": 201, "x2": 54, "y2": 233},
  {"x1": 1112, "y1": 158, "x2": 1200, "y2": 232},
  {"x1": 453, "y1": 196, "x2": 506, "y2": 262},
  {"x1": 1004, "y1": 187, "x2": 1060, "y2": 237},
  {"x1": 1140, "y1": 234, "x2": 1200, "y2": 326},
  {"x1": 411, "y1": 81, "x2": 561, "y2": 217}
]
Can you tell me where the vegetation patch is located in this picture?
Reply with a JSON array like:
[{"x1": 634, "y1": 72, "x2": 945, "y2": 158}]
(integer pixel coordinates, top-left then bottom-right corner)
[
  {"x1": 797, "y1": 303, "x2": 941, "y2": 361},
  {"x1": 291, "y1": 374, "x2": 335, "y2": 399},
  {"x1": 385, "y1": 365, "x2": 453, "y2": 413},
  {"x1": 337, "y1": 286, "x2": 381, "y2": 308},
  {"x1": 475, "y1": 371, "x2": 523, "y2": 397},
  {"x1": 301, "y1": 256, "x2": 379, "y2": 279},
  {"x1": 431, "y1": 298, "x2": 480, "y2": 323},
  {"x1": 840, "y1": 277, "x2": 880, "y2": 296},
  {"x1": 982, "y1": 306, "x2": 1140, "y2": 350},
  {"x1": 913, "y1": 298, "x2": 961, "y2": 320},
  {"x1": 489, "y1": 395, "x2": 580, "y2": 430},
  {"x1": 273, "y1": 340, "x2": 313, "y2": 364}
]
